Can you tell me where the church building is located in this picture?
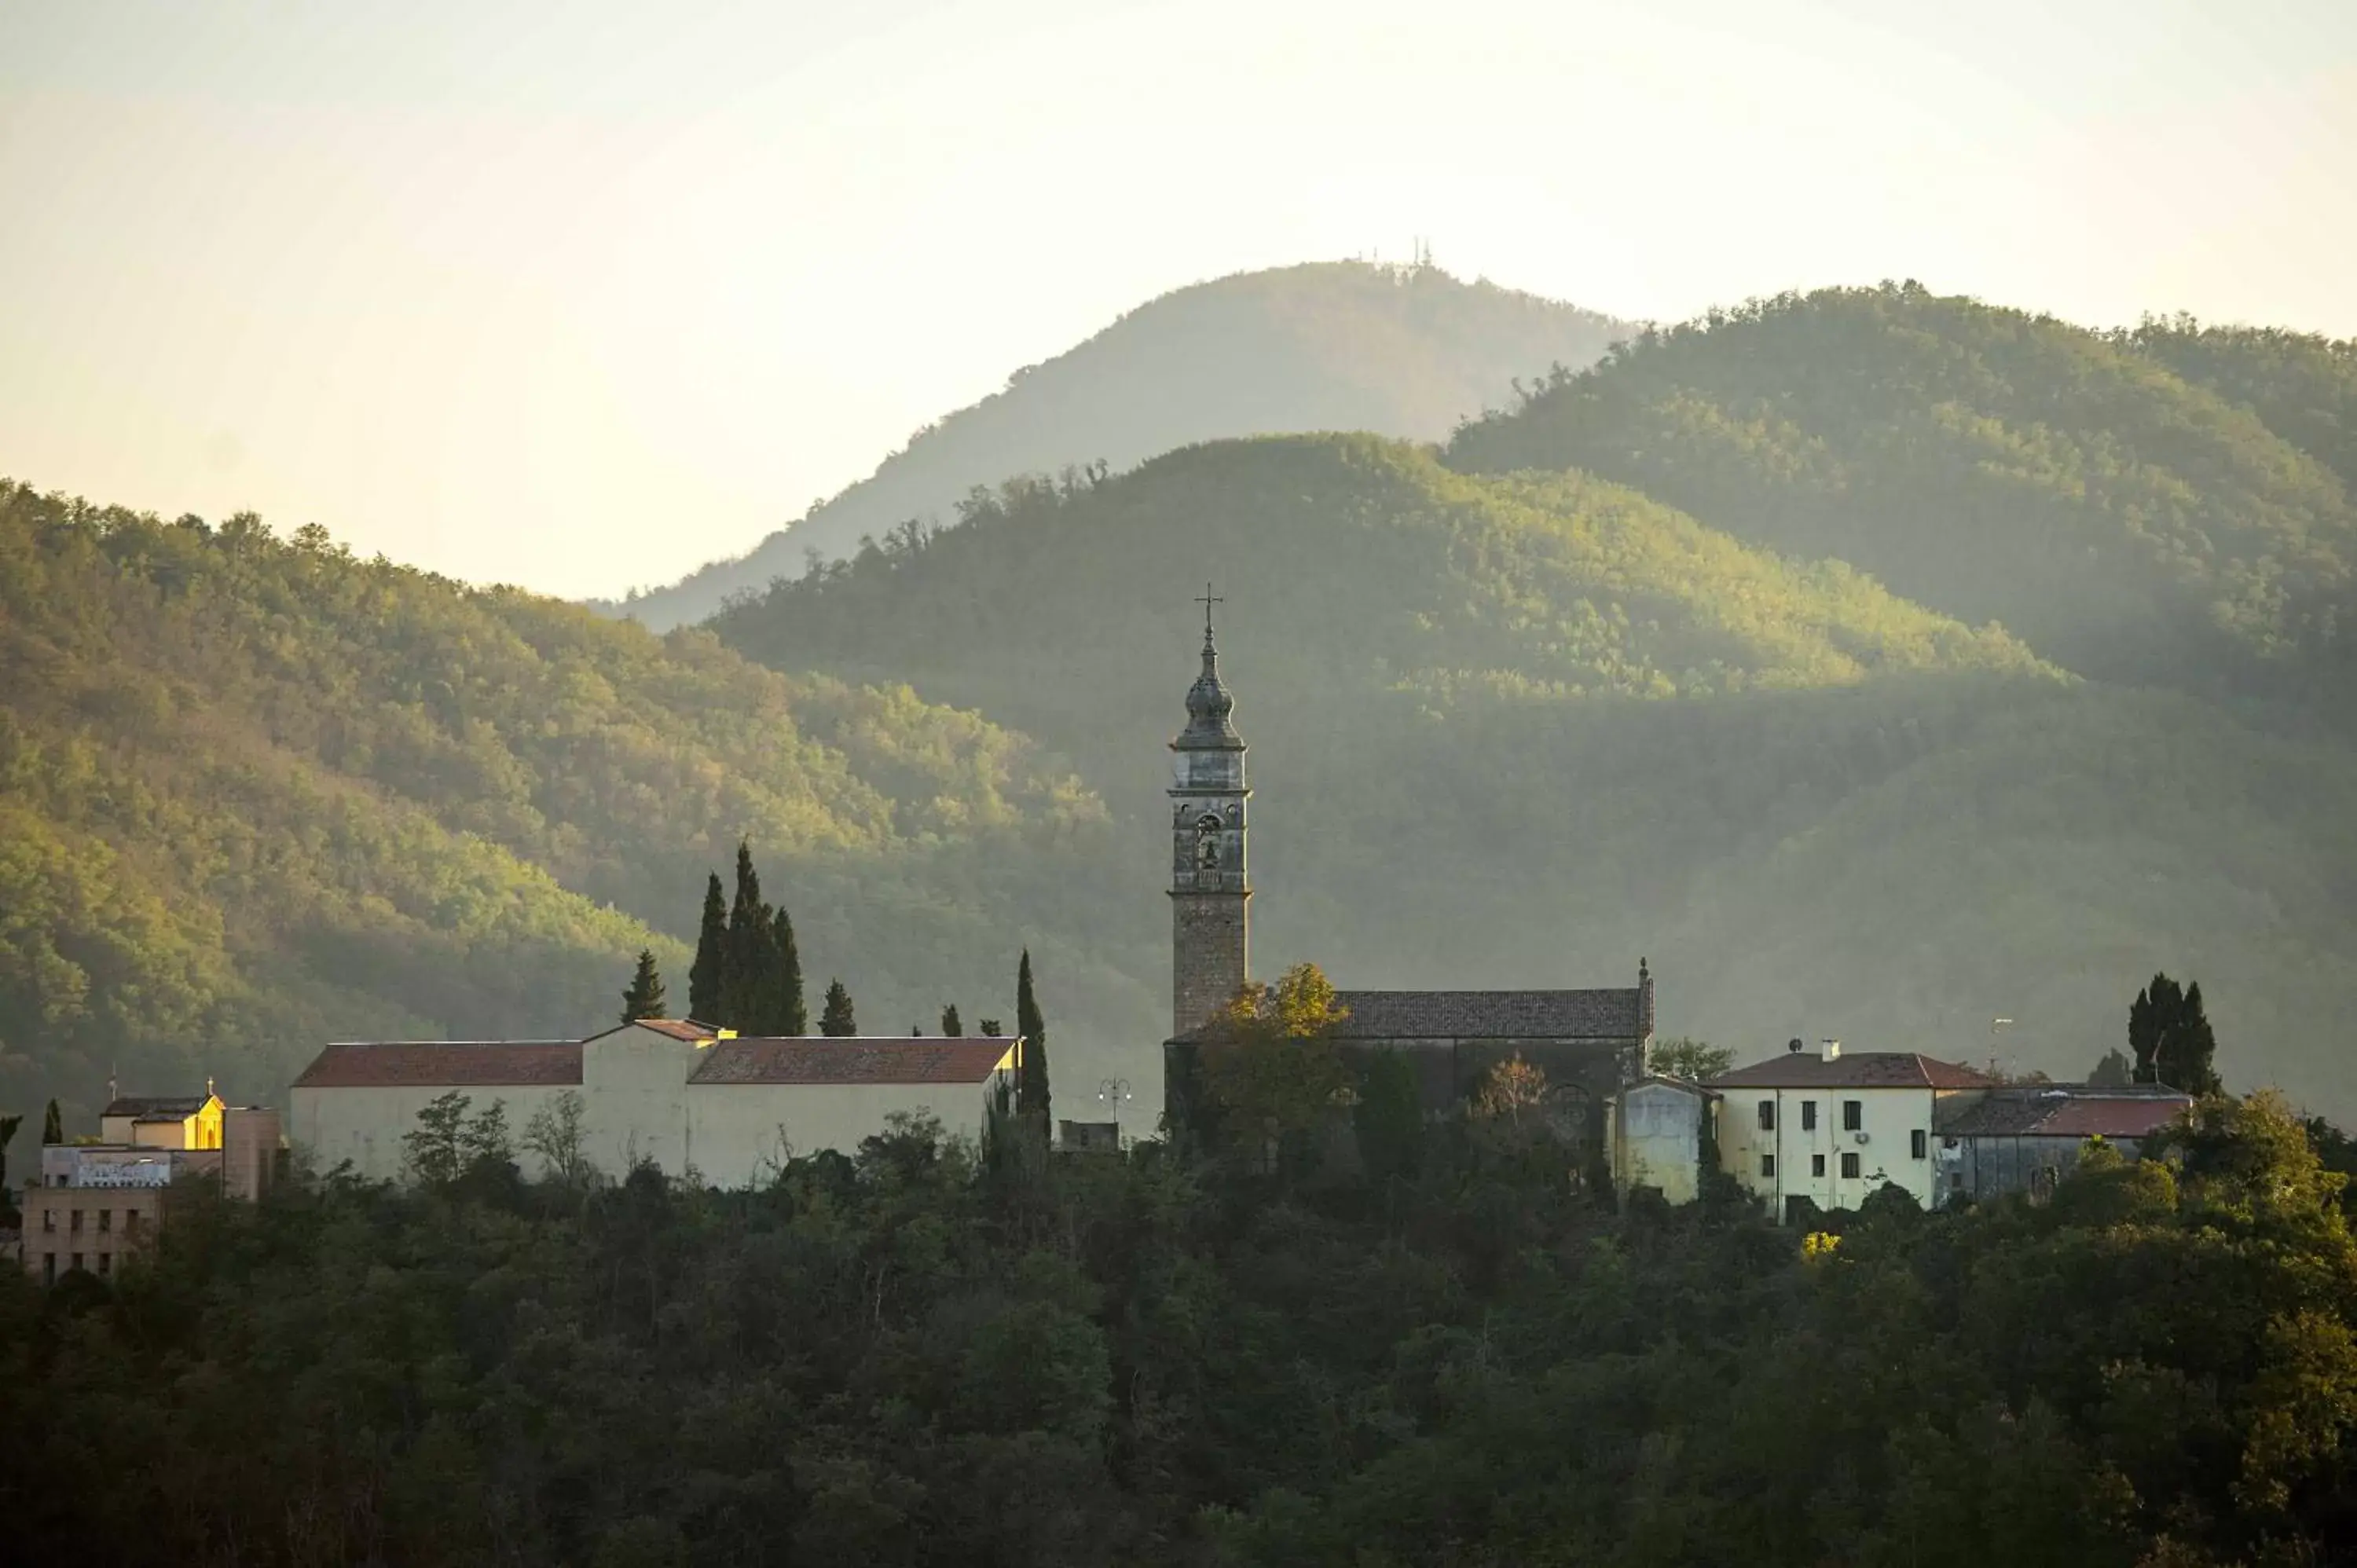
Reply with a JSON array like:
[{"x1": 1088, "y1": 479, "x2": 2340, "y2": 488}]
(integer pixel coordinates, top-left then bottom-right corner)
[{"x1": 1160, "y1": 606, "x2": 1654, "y2": 1141}]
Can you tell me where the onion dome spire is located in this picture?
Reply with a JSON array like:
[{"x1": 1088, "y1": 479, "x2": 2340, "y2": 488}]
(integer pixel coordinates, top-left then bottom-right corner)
[{"x1": 1178, "y1": 584, "x2": 1241, "y2": 748}]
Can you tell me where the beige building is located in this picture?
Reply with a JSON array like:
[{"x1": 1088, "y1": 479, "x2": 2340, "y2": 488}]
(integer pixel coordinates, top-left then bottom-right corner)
[
  {"x1": 1607, "y1": 1076, "x2": 1719, "y2": 1204},
  {"x1": 288, "y1": 1019, "x2": 1021, "y2": 1187},
  {"x1": 20, "y1": 1090, "x2": 282, "y2": 1285},
  {"x1": 1709, "y1": 1043, "x2": 1997, "y2": 1222}
]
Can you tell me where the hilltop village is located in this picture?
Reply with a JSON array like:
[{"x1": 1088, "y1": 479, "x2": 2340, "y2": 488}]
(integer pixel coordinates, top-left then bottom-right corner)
[{"x1": 15, "y1": 615, "x2": 2200, "y2": 1281}]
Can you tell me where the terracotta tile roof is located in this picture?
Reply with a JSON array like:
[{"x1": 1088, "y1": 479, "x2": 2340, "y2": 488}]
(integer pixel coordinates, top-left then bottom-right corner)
[
  {"x1": 616, "y1": 1017, "x2": 722, "y2": 1042},
  {"x1": 687, "y1": 1037, "x2": 1017, "y2": 1086},
  {"x1": 102, "y1": 1095, "x2": 208, "y2": 1119},
  {"x1": 1938, "y1": 1087, "x2": 2191, "y2": 1139},
  {"x1": 1708, "y1": 1052, "x2": 1997, "y2": 1091},
  {"x1": 293, "y1": 1042, "x2": 583, "y2": 1089},
  {"x1": 1327, "y1": 988, "x2": 1645, "y2": 1042}
]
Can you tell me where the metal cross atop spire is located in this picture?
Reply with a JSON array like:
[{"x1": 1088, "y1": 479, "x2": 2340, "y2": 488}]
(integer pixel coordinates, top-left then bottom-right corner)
[{"x1": 1195, "y1": 583, "x2": 1223, "y2": 639}]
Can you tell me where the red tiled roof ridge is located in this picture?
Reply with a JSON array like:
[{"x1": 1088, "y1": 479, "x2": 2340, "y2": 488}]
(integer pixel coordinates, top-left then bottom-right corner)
[
  {"x1": 1706, "y1": 1051, "x2": 1997, "y2": 1090},
  {"x1": 688, "y1": 1036, "x2": 1017, "y2": 1086},
  {"x1": 295, "y1": 1040, "x2": 583, "y2": 1090}
]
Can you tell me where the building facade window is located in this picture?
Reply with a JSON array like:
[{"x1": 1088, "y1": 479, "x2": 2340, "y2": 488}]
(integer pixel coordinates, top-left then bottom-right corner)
[
  {"x1": 1757, "y1": 1100, "x2": 1776, "y2": 1131},
  {"x1": 1911, "y1": 1129, "x2": 1928, "y2": 1159},
  {"x1": 1800, "y1": 1100, "x2": 1817, "y2": 1130},
  {"x1": 1760, "y1": 1154, "x2": 1776, "y2": 1178},
  {"x1": 70, "y1": 1252, "x2": 82, "y2": 1272},
  {"x1": 69, "y1": 1208, "x2": 83, "y2": 1233},
  {"x1": 124, "y1": 1210, "x2": 140, "y2": 1235},
  {"x1": 43, "y1": 1255, "x2": 56, "y2": 1285},
  {"x1": 98, "y1": 1209, "x2": 112, "y2": 1233},
  {"x1": 1841, "y1": 1152, "x2": 1860, "y2": 1178},
  {"x1": 1842, "y1": 1100, "x2": 1863, "y2": 1131},
  {"x1": 1812, "y1": 1154, "x2": 1826, "y2": 1177},
  {"x1": 41, "y1": 1208, "x2": 54, "y2": 1233},
  {"x1": 97, "y1": 1253, "x2": 111, "y2": 1277}
]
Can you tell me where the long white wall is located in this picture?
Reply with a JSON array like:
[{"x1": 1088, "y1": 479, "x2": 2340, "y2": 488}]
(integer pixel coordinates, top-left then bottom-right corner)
[{"x1": 291, "y1": 1034, "x2": 1003, "y2": 1187}]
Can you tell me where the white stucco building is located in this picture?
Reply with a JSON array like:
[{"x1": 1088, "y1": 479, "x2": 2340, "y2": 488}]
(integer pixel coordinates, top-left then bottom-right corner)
[
  {"x1": 1707, "y1": 1043, "x2": 1996, "y2": 1222},
  {"x1": 288, "y1": 1019, "x2": 1019, "y2": 1187}
]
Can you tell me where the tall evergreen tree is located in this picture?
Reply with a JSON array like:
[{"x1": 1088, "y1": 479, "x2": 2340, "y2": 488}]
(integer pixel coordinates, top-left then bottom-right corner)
[
  {"x1": 2130, "y1": 972, "x2": 2223, "y2": 1095},
  {"x1": 43, "y1": 1097, "x2": 62, "y2": 1145},
  {"x1": 819, "y1": 979, "x2": 857, "y2": 1037},
  {"x1": 620, "y1": 949, "x2": 668, "y2": 1024},
  {"x1": 769, "y1": 907, "x2": 808, "y2": 1035},
  {"x1": 940, "y1": 1003, "x2": 964, "y2": 1037},
  {"x1": 687, "y1": 871, "x2": 727, "y2": 1024},
  {"x1": 1017, "y1": 948, "x2": 1050, "y2": 1122},
  {"x1": 721, "y1": 839, "x2": 771, "y2": 1030}
]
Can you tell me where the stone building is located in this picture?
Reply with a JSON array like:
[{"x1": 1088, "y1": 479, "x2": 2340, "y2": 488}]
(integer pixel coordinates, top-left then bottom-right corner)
[
  {"x1": 290, "y1": 1020, "x2": 1020, "y2": 1187},
  {"x1": 1160, "y1": 608, "x2": 1653, "y2": 1141},
  {"x1": 20, "y1": 1086, "x2": 281, "y2": 1285},
  {"x1": 1933, "y1": 1084, "x2": 2191, "y2": 1203}
]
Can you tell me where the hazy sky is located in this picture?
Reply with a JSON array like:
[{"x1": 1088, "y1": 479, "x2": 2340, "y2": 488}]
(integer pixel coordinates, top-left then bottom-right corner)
[{"x1": 4, "y1": 1, "x2": 2352, "y2": 599}]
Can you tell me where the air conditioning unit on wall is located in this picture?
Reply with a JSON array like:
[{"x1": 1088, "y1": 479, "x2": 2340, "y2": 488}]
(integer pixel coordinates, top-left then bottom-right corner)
[{"x1": 1853, "y1": 1131, "x2": 1871, "y2": 1145}]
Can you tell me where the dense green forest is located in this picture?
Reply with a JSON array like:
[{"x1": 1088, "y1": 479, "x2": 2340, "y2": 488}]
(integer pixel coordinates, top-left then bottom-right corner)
[
  {"x1": 9, "y1": 1086, "x2": 2357, "y2": 1565},
  {"x1": 0, "y1": 483, "x2": 1146, "y2": 1125},
  {"x1": 1446, "y1": 284, "x2": 2357, "y2": 705},
  {"x1": 710, "y1": 434, "x2": 2357, "y2": 1111},
  {"x1": 600, "y1": 262, "x2": 1632, "y2": 628}
]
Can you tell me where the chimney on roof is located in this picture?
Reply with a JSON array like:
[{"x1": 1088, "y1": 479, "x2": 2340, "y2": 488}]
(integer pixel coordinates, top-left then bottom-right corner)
[{"x1": 1821, "y1": 1039, "x2": 1841, "y2": 1061}]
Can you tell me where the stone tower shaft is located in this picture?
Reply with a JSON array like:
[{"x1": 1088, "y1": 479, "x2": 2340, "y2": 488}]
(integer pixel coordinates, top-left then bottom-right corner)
[{"x1": 1168, "y1": 609, "x2": 1249, "y2": 1041}]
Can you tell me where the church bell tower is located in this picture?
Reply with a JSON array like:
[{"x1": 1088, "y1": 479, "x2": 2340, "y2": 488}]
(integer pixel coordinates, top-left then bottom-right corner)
[{"x1": 1169, "y1": 589, "x2": 1249, "y2": 1040}]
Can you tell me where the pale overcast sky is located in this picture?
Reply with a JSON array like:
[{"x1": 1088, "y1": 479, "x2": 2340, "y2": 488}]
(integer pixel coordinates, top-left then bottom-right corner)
[{"x1": 3, "y1": 0, "x2": 2352, "y2": 598}]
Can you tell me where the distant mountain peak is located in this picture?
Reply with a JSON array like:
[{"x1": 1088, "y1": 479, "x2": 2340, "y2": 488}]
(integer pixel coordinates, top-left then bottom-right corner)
[{"x1": 598, "y1": 260, "x2": 1634, "y2": 630}]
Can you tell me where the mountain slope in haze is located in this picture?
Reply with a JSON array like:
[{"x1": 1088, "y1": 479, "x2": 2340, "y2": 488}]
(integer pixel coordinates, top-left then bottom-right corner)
[
  {"x1": 0, "y1": 481, "x2": 1149, "y2": 1125},
  {"x1": 1445, "y1": 284, "x2": 2357, "y2": 705},
  {"x1": 2124, "y1": 316, "x2": 2357, "y2": 496},
  {"x1": 713, "y1": 434, "x2": 2046, "y2": 745},
  {"x1": 711, "y1": 433, "x2": 2357, "y2": 1113},
  {"x1": 607, "y1": 262, "x2": 1633, "y2": 629}
]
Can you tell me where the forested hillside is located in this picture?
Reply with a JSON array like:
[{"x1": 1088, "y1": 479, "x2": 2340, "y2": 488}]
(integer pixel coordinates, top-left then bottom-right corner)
[
  {"x1": 0, "y1": 482, "x2": 1146, "y2": 1125},
  {"x1": 2124, "y1": 315, "x2": 2357, "y2": 495},
  {"x1": 1446, "y1": 284, "x2": 2357, "y2": 705},
  {"x1": 13, "y1": 1081, "x2": 2357, "y2": 1564},
  {"x1": 604, "y1": 262, "x2": 1632, "y2": 628},
  {"x1": 709, "y1": 433, "x2": 2357, "y2": 1111}
]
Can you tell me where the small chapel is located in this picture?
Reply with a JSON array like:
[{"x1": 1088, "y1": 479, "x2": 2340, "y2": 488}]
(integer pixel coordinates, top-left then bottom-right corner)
[{"x1": 1159, "y1": 603, "x2": 1655, "y2": 1143}]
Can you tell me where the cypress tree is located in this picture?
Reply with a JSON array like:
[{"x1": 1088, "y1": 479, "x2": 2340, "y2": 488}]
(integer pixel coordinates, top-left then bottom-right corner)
[
  {"x1": 42, "y1": 1097, "x2": 62, "y2": 1145},
  {"x1": 819, "y1": 979, "x2": 857, "y2": 1037},
  {"x1": 620, "y1": 949, "x2": 668, "y2": 1024},
  {"x1": 2162, "y1": 980, "x2": 2223, "y2": 1096},
  {"x1": 687, "y1": 871, "x2": 727, "y2": 1024},
  {"x1": 770, "y1": 907, "x2": 808, "y2": 1035},
  {"x1": 940, "y1": 1003, "x2": 963, "y2": 1037},
  {"x1": 721, "y1": 840, "x2": 771, "y2": 1030},
  {"x1": 1016, "y1": 948, "x2": 1050, "y2": 1122},
  {"x1": 2130, "y1": 972, "x2": 2222, "y2": 1095}
]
